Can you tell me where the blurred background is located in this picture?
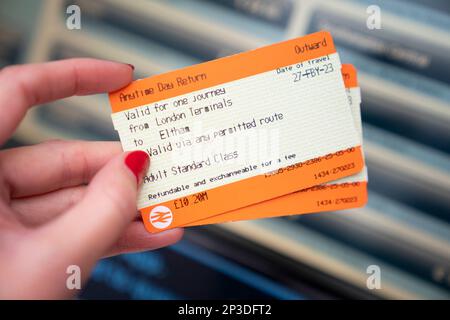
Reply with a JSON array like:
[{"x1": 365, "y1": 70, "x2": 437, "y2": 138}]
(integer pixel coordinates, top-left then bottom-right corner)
[{"x1": 0, "y1": 0, "x2": 449, "y2": 299}]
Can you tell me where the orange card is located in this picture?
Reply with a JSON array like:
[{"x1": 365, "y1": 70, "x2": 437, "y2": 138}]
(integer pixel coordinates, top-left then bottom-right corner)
[
  {"x1": 185, "y1": 64, "x2": 367, "y2": 227},
  {"x1": 109, "y1": 31, "x2": 364, "y2": 233}
]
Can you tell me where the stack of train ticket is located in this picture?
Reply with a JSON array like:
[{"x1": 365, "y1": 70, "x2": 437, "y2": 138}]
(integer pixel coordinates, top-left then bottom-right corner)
[{"x1": 109, "y1": 31, "x2": 368, "y2": 233}]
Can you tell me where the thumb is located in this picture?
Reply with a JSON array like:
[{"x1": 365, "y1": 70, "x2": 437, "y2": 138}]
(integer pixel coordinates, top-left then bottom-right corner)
[{"x1": 30, "y1": 150, "x2": 149, "y2": 296}]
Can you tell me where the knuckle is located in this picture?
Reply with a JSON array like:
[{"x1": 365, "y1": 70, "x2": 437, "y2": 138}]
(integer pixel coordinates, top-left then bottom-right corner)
[
  {"x1": 65, "y1": 141, "x2": 91, "y2": 184},
  {"x1": 42, "y1": 140, "x2": 91, "y2": 185}
]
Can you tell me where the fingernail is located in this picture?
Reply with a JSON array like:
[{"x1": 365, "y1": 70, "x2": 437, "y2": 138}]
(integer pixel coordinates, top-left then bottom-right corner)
[
  {"x1": 127, "y1": 63, "x2": 135, "y2": 70},
  {"x1": 125, "y1": 151, "x2": 149, "y2": 184}
]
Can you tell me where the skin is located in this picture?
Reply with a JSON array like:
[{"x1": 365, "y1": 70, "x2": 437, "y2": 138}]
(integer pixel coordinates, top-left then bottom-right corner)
[{"x1": 0, "y1": 58, "x2": 183, "y2": 299}]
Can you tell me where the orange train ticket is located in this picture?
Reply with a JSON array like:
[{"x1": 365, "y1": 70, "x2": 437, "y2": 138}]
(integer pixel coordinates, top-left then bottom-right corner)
[
  {"x1": 186, "y1": 64, "x2": 367, "y2": 227},
  {"x1": 109, "y1": 31, "x2": 364, "y2": 233}
]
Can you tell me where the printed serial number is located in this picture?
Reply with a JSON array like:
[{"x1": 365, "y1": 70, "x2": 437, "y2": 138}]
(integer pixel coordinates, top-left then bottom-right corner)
[
  {"x1": 317, "y1": 196, "x2": 358, "y2": 207},
  {"x1": 313, "y1": 162, "x2": 356, "y2": 180}
]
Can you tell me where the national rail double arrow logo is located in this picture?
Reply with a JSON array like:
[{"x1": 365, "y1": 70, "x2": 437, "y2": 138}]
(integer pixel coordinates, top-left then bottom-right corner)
[{"x1": 149, "y1": 205, "x2": 173, "y2": 229}]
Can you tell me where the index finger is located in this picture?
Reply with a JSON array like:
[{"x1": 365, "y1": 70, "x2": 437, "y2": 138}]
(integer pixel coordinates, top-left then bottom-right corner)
[{"x1": 0, "y1": 58, "x2": 133, "y2": 144}]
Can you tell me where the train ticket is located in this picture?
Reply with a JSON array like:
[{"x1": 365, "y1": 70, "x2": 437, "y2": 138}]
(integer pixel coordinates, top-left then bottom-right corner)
[
  {"x1": 109, "y1": 31, "x2": 364, "y2": 233},
  {"x1": 186, "y1": 64, "x2": 368, "y2": 227}
]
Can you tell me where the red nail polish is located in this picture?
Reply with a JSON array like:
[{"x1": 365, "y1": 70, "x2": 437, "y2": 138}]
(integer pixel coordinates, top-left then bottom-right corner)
[{"x1": 125, "y1": 151, "x2": 149, "y2": 184}]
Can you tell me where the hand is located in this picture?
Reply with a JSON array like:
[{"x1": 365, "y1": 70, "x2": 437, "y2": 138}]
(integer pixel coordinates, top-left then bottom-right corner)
[{"x1": 0, "y1": 59, "x2": 183, "y2": 299}]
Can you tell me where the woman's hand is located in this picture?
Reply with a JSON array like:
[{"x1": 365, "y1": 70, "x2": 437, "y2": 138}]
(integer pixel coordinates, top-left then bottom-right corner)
[{"x1": 0, "y1": 58, "x2": 183, "y2": 299}]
